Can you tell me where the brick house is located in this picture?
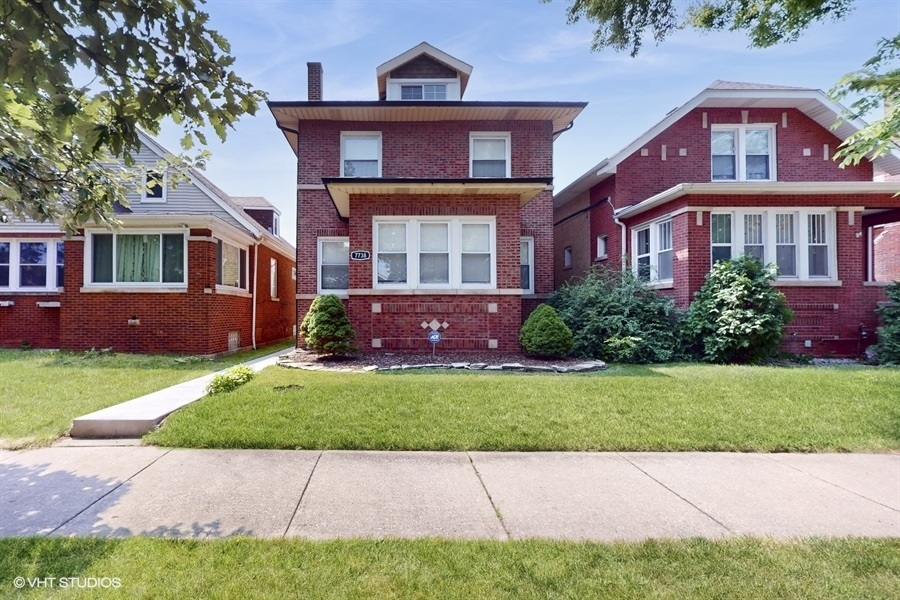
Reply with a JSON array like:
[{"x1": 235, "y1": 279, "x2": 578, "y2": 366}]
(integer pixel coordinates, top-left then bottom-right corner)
[
  {"x1": 554, "y1": 81, "x2": 900, "y2": 356},
  {"x1": 0, "y1": 132, "x2": 296, "y2": 354},
  {"x1": 269, "y1": 43, "x2": 585, "y2": 352}
]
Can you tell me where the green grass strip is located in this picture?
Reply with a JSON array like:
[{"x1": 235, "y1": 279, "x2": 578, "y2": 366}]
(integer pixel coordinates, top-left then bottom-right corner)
[{"x1": 146, "y1": 364, "x2": 900, "y2": 452}]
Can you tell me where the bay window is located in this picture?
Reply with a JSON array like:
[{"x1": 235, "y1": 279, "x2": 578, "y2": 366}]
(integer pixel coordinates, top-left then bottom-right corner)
[
  {"x1": 89, "y1": 232, "x2": 185, "y2": 285},
  {"x1": 633, "y1": 220, "x2": 673, "y2": 284},
  {"x1": 711, "y1": 125, "x2": 775, "y2": 181},
  {"x1": 709, "y1": 209, "x2": 836, "y2": 280},
  {"x1": 0, "y1": 240, "x2": 64, "y2": 290},
  {"x1": 318, "y1": 237, "x2": 349, "y2": 293},
  {"x1": 374, "y1": 217, "x2": 495, "y2": 289}
]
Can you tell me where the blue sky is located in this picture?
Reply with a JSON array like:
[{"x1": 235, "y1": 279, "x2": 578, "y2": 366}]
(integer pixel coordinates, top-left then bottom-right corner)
[{"x1": 151, "y1": 0, "x2": 900, "y2": 243}]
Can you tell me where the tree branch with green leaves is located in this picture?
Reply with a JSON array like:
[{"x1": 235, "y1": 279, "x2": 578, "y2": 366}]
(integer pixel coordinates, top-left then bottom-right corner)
[{"x1": 0, "y1": 0, "x2": 266, "y2": 233}]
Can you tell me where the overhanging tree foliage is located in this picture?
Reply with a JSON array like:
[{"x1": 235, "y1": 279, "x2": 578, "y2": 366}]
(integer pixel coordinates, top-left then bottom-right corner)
[
  {"x1": 0, "y1": 0, "x2": 265, "y2": 233},
  {"x1": 545, "y1": 0, "x2": 898, "y2": 170}
]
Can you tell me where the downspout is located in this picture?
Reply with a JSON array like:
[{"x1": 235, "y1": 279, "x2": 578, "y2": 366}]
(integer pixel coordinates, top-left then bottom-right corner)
[
  {"x1": 608, "y1": 197, "x2": 627, "y2": 273},
  {"x1": 251, "y1": 240, "x2": 260, "y2": 350}
]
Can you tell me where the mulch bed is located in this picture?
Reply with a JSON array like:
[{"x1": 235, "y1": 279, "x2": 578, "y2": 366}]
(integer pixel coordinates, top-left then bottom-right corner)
[{"x1": 278, "y1": 349, "x2": 590, "y2": 372}]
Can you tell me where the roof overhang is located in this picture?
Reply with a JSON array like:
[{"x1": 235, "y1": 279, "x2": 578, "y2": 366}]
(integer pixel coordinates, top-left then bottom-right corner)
[
  {"x1": 375, "y1": 42, "x2": 473, "y2": 99},
  {"x1": 322, "y1": 177, "x2": 553, "y2": 219},
  {"x1": 553, "y1": 86, "x2": 900, "y2": 209},
  {"x1": 616, "y1": 181, "x2": 900, "y2": 220},
  {"x1": 268, "y1": 101, "x2": 587, "y2": 154}
]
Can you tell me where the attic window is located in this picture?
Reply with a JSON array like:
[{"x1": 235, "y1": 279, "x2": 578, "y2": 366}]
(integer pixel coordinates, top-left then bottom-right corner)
[
  {"x1": 142, "y1": 170, "x2": 166, "y2": 202},
  {"x1": 400, "y1": 84, "x2": 446, "y2": 100}
]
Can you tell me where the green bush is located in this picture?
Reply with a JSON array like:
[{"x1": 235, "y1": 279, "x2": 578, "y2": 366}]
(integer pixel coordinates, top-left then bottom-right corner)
[
  {"x1": 300, "y1": 294, "x2": 358, "y2": 356},
  {"x1": 206, "y1": 365, "x2": 255, "y2": 395},
  {"x1": 875, "y1": 281, "x2": 900, "y2": 365},
  {"x1": 519, "y1": 303, "x2": 573, "y2": 358},
  {"x1": 549, "y1": 266, "x2": 684, "y2": 363},
  {"x1": 684, "y1": 256, "x2": 793, "y2": 364}
]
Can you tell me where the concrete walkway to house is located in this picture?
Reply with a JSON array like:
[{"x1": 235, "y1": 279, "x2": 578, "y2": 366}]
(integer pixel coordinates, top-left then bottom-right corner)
[
  {"x1": 1, "y1": 447, "x2": 897, "y2": 540},
  {"x1": 68, "y1": 350, "x2": 286, "y2": 438}
]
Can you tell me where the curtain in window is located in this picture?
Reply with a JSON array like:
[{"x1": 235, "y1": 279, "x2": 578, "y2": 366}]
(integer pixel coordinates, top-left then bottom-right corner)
[
  {"x1": 419, "y1": 223, "x2": 449, "y2": 284},
  {"x1": 472, "y1": 139, "x2": 507, "y2": 177},
  {"x1": 117, "y1": 234, "x2": 160, "y2": 282},
  {"x1": 461, "y1": 223, "x2": 491, "y2": 283},
  {"x1": 0, "y1": 242, "x2": 9, "y2": 287}
]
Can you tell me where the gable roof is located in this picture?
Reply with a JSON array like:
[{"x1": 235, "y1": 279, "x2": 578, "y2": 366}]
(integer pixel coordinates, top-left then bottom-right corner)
[
  {"x1": 554, "y1": 81, "x2": 900, "y2": 208},
  {"x1": 232, "y1": 196, "x2": 278, "y2": 211},
  {"x1": 376, "y1": 42, "x2": 474, "y2": 99}
]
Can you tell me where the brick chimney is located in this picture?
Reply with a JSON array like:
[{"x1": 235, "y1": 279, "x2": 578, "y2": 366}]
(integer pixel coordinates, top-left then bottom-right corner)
[{"x1": 307, "y1": 62, "x2": 323, "y2": 101}]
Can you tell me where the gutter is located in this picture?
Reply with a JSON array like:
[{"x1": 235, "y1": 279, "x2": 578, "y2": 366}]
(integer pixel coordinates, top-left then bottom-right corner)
[
  {"x1": 609, "y1": 197, "x2": 627, "y2": 273},
  {"x1": 251, "y1": 241, "x2": 260, "y2": 350}
]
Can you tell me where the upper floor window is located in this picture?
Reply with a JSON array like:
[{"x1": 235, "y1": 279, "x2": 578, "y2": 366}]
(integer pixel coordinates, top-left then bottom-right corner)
[
  {"x1": 89, "y1": 232, "x2": 185, "y2": 285},
  {"x1": 142, "y1": 170, "x2": 166, "y2": 202},
  {"x1": 216, "y1": 239, "x2": 247, "y2": 290},
  {"x1": 341, "y1": 133, "x2": 381, "y2": 177},
  {"x1": 711, "y1": 125, "x2": 776, "y2": 181},
  {"x1": 0, "y1": 240, "x2": 64, "y2": 291},
  {"x1": 470, "y1": 133, "x2": 510, "y2": 178},
  {"x1": 272, "y1": 213, "x2": 280, "y2": 237},
  {"x1": 400, "y1": 83, "x2": 446, "y2": 100},
  {"x1": 709, "y1": 209, "x2": 835, "y2": 280},
  {"x1": 633, "y1": 219, "x2": 674, "y2": 284},
  {"x1": 374, "y1": 217, "x2": 496, "y2": 290}
]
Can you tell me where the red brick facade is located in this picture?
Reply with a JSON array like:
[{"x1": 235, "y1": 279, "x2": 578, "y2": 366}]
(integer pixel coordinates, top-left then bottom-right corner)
[
  {"x1": 1, "y1": 230, "x2": 295, "y2": 354},
  {"x1": 293, "y1": 120, "x2": 558, "y2": 352},
  {"x1": 554, "y1": 94, "x2": 900, "y2": 357}
]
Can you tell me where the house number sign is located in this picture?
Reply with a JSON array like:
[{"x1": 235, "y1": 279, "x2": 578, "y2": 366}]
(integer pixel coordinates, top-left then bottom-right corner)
[{"x1": 350, "y1": 250, "x2": 371, "y2": 261}]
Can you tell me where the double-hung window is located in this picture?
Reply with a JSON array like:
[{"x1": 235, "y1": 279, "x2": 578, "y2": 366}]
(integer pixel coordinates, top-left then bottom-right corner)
[
  {"x1": 89, "y1": 232, "x2": 185, "y2": 285},
  {"x1": 711, "y1": 125, "x2": 776, "y2": 181},
  {"x1": 709, "y1": 209, "x2": 836, "y2": 280},
  {"x1": 470, "y1": 133, "x2": 510, "y2": 177},
  {"x1": 216, "y1": 239, "x2": 247, "y2": 289},
  {"x1": 520, "y1": 237, "x2": 534, "y2": 294},
  {"x1": 270, "y1": 258, "x2": 278, "y2": 299},
  {"x1": 374, "y1": 218, "x2": 495, "y2": 289},
  {"x1": 341, "y1": 133, "x2": 381, "y2": 177},
  {"x1": 318, "y1": 237, "x2": 349, "y2": 293},
  {"x1": 0, "y1": 240, "x2": 64, "y2": 290},
  {"x1": 142, "y1": 170, "x2": 166, "y2": 202},
  {"x1": 633, "y1": 219, "x2": 674, "y2": 283}
]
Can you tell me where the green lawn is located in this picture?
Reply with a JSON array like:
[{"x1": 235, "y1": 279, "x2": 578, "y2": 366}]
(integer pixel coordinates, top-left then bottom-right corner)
[
  {"x1": 0, "y1": 343, "x2": 293, "y2": 449},
  {"x1": 1, "y1": 537, "x2": 897, "y2": 599},
  {"x1": 146, "y1": 363, "x2": 900, "y2": 452}
]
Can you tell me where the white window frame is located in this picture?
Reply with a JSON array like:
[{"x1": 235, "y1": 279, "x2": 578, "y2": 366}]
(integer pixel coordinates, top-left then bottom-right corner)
[
  {"x1": 520, "y1": 236, "x2": 534, "y2": 294},
  {"x1": 372, "y1": 216, "x2": 496, "y2": 290},
  {"x1": 708, "y1": 209, "x2": 838, "y2": 281},
  {"x1": 563, "y1": 246, "x2": 573, "y2": 269},
  {"x1": 141, "y1": 169, "x2": 167, "y2": 203},
  {"x1": 596, "y1": 235, "x2": 608, "y2": 260},
  {"x1": 711, "y1": 124, "x2": 777, "y2": 182},
  {"x1": 631, "y1": 218, "x2": 674, "y2": 284},
  {"x1": 272, "y1": 213, "x2": 280, "y2": 237},
  {"x1": 387, "y1": 78, "x2": 460, "y2": 101},
  {"x1": 399, "y1": 82, "x2": 448, "y2": 100},
  {"x1": 82, "y1": 230, "x2": 188, "y2": 289},
  {"x1": 270, "y1": 257, "x2": 278, "y2": 299},
  {"x1": 0, "y1": 239, "x2": 64, "y2": 291},
  {"x1": 470, "y1": 132, "x2": 511, "y2": 178},
  {"x1": 215, "y1": 238, "x2": 249, "y2": 291},
  {"x1": 340, "y1": 132, "x2": 382, "y2": 178},
  {"x1": 317, "y1": 236, "x2": 350, "y2": 295}
]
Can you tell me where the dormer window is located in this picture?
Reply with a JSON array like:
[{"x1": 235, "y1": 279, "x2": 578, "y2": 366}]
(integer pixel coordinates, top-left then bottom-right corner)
[
  {"x1": 142, "y1": 170, "x2": 166, "y2": 202},
  {"x1": 400, "y1": 83, "x2": 447, "y2": 100}
]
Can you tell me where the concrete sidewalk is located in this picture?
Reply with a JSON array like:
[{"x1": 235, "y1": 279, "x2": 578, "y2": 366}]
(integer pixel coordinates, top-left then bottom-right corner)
[{"x1": 1, "y1": 447, "x2": 897, "y2": 540}]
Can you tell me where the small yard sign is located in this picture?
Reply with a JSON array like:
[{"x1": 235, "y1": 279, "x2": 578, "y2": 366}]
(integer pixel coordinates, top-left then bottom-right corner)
[{"x1": 427, "y1": 330, "x2": 441, "y2": 357}]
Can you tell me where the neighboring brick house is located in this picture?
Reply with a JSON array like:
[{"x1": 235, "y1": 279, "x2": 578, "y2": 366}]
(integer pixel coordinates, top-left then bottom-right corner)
[
  {"x1": 269, "y1": 43, "x2": 585, "y2": 352},
  {"x1": 554, "y1": 81, "x2": 900, "y2": 356},
  {"x1": 0, "y1": 132, "x2": 296, "y2": 354}
]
